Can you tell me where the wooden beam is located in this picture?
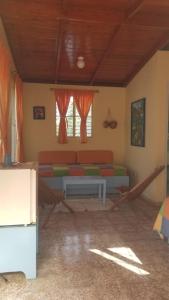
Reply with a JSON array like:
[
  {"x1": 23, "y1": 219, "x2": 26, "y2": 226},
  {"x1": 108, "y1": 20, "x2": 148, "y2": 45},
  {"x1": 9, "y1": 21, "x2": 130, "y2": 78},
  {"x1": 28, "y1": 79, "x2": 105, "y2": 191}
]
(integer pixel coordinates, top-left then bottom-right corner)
[
  {"x1": 90, "y1": 24, "x2": 121, "y2": 85},
  {"x1": 54, "y1": 20, "x2": 63, "y2": 83},
  {"x1": 90, "y1": 0, "x2": 145, "y2": 85},
  {"x1": 127, "y1": 0, "x2": 145, "y2": 19},
  {"x1": 62, "y1": 10, "x2": 124, "y2": 25},
  {"x1": 61, "y1": 1, "x2": 144, "y2": 25},
  {"x1": 50, "y1": 87, "x2": 99, "y2": 93},
  {"x1": 54, "y1": 0, "x2": 65, "y2": 83}
]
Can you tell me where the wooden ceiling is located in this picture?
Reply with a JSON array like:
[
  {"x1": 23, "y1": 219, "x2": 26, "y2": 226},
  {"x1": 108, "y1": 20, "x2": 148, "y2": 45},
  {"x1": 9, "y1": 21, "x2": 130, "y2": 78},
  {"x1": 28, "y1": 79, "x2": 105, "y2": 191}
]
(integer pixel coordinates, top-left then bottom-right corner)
[{"x1": 1, "y1": 0, "x2": 169, "y2": 87}]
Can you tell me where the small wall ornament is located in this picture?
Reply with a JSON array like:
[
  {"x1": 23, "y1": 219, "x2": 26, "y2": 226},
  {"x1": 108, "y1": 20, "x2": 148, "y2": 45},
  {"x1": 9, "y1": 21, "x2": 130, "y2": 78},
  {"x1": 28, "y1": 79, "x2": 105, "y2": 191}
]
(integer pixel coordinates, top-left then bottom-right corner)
[{"x1": 103, "y1": 108, "x2": 117, "y2": 129}]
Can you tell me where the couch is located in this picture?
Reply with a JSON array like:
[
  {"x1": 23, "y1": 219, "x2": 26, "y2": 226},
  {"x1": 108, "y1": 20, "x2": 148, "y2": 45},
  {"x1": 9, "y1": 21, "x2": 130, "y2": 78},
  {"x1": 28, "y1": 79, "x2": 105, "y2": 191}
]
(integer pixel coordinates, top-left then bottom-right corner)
[{"x1": 38, "y1": 150, "x2": 129, "y2": 196}]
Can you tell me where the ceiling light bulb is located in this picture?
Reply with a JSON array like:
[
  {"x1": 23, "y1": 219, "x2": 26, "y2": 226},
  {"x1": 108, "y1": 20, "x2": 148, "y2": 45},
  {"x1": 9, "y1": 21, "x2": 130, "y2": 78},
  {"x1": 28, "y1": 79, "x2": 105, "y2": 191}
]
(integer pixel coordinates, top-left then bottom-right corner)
[{"x1": 77, "y1": 56, "x2": 85, "y2": 69}]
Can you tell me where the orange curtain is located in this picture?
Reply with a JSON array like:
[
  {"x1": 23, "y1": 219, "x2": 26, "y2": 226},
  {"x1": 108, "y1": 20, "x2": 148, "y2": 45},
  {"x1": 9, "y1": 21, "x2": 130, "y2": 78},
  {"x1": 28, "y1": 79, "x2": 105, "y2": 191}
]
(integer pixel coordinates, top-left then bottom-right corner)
[
  {"x1": 54, "y1": 89, "x2": 71, "y2": 143},
  {"x1": 73, "y1": 90, "x2": 94, "y2": 143},
  {"x1": 0, "y1": 42, "x2": 10, "y2": 163},
  {"x1": 15, "y1": 75, "x2": 24, "y2": 162}
]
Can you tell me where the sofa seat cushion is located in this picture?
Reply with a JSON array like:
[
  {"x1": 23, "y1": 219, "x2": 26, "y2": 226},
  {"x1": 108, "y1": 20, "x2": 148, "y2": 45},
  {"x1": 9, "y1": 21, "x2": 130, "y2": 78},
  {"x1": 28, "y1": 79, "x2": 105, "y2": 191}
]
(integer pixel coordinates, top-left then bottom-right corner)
[
  {"x1": 39, "y1": 164, "x2": 127, "y2": 177},
  {"x1": 77, "y1": 150, "x2": 113, "y2": 164},
  {"x1": 38, "y1": 164, "x2": 53, "y2": 177}
]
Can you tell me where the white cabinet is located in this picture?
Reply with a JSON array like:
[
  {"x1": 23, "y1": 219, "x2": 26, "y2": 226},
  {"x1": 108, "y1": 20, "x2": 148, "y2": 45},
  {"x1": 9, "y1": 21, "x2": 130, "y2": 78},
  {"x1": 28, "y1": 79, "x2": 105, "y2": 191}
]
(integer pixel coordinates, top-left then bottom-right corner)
[{"x1": 0, "y1": 162, "x2": 38, "y2": 279}]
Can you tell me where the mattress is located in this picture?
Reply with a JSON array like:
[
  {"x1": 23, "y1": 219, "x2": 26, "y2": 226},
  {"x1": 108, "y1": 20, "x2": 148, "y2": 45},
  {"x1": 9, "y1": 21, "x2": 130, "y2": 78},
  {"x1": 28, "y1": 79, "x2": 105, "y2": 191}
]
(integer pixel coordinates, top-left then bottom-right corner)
[{"x1": 38, "y1": 164, "x2": 128, "y2": 177}]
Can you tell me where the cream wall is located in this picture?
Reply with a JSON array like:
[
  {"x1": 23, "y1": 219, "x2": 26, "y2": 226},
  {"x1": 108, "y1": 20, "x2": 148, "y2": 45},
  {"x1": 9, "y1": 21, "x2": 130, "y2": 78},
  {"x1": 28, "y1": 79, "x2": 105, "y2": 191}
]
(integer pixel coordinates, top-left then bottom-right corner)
[
  {"x1": 23, "y1": 83, "x2": 126, "y2": 163},
  {"x1": 126, "y1": 51, "x2": 169, "y2": 203}
]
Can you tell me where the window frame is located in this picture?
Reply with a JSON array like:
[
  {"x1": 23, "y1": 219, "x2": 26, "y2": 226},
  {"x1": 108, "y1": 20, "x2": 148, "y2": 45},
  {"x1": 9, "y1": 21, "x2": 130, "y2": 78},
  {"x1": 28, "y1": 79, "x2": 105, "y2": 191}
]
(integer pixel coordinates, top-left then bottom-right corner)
[{"x1": 56, "y1": 96, "x2": 93, "y2": 138}]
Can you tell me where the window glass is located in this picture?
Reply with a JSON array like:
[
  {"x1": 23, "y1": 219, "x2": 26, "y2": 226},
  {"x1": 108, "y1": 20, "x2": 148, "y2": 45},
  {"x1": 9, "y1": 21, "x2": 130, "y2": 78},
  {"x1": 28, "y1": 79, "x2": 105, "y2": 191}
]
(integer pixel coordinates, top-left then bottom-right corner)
[{"x1": 56, "y1": 96, "x2": 92, "y2": 137}]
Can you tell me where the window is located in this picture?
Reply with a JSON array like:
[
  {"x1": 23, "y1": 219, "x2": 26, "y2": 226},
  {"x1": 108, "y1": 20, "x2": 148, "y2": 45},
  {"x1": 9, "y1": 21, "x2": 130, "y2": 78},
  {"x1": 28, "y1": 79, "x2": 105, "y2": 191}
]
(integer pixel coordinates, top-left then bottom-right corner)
[{"x1": 56, "y1": 96, "x2": 92, "y2": 137}]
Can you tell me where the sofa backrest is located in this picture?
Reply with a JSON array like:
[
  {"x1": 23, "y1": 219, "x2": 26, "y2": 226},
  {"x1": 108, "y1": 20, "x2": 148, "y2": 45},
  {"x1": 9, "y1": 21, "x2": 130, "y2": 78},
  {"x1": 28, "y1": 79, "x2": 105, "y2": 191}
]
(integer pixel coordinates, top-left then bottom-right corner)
[
  {"x1": 77, "y1": 150, "x2": 113, "y2": 164},
  {"x1": 38, "y1": 150, "x2": 113, "y2": 164},
  {"x1": 39, "y1": 151, "x2": 77, "y2": 164}
]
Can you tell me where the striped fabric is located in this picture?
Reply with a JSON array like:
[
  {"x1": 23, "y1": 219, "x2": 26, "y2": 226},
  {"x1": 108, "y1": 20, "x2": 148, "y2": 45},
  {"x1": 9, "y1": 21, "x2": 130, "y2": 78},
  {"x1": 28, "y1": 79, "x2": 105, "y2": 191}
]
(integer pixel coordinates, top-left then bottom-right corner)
[{"x1": 39, "y1": 164, "x2": 128, "y2": 177}]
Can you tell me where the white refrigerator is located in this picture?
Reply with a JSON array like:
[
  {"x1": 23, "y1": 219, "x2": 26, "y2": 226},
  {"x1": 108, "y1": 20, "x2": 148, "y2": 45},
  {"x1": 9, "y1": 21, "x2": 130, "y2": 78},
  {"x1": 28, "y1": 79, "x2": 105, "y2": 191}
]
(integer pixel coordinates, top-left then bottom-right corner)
[
  {"x1": 0, "y1": 164, "x2": 37, "y2": 226},
  {"x1": 0, "y1": 163, "x2": 37, "y2": 279}
]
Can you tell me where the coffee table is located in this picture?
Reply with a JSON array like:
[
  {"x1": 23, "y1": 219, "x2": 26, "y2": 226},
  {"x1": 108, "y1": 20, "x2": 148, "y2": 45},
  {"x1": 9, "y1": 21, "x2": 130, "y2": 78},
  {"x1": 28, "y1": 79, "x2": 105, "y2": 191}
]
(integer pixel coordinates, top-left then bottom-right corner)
[{"x1": 63, "y1": 176, "x2": 106, "y2": 205}]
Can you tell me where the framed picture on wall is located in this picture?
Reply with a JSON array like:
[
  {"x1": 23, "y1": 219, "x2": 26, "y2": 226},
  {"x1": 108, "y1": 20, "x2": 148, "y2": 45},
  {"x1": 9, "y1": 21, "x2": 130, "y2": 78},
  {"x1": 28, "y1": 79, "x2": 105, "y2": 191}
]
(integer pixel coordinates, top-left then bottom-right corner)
[
  {"x1": 33, "y1": 106, "x2": 45, "y2": 120},
  {"x1": 131, "y1": 98, "x2": 145, "y2": 147}
]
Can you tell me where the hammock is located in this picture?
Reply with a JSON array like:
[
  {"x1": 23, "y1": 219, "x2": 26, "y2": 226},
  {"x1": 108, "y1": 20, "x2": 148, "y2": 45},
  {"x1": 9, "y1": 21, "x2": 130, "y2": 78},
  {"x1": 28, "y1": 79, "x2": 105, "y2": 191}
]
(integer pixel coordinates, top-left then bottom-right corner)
[{"x1": 111, "y1": 165, "x2": 165, "y2": 210}]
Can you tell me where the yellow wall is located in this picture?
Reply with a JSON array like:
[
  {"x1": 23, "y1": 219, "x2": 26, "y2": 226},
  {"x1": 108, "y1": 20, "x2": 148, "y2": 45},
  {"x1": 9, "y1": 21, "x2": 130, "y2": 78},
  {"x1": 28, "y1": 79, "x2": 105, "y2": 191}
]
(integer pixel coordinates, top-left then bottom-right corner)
[
  {"x1": 23, "y1": 83, "x2": 126, "y2": 163},
  {"x1": 23, "y1": 52, "x2": 169, "y2": 203},
  {"x1": 126, "y1": 51, "x2": 169, "y2": 203}
]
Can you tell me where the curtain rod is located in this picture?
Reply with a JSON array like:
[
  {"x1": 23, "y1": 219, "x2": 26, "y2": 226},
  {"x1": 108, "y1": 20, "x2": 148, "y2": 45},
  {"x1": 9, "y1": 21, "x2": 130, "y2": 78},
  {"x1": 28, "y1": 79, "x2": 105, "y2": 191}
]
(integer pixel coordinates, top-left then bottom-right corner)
[{"x1": 50, "y1": 88, "x2": 99, "y2": 93}]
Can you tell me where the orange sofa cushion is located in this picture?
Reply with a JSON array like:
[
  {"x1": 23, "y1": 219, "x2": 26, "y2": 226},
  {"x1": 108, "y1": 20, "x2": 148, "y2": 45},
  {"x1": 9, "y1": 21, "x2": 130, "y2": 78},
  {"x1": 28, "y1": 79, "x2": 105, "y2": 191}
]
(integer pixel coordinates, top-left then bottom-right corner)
[
  {"x1": 39, "y1": 151, "x2": 77, "y2": 164},
  {"x1": 77, "y1": 150, "x2": 113, "y2": 164}
]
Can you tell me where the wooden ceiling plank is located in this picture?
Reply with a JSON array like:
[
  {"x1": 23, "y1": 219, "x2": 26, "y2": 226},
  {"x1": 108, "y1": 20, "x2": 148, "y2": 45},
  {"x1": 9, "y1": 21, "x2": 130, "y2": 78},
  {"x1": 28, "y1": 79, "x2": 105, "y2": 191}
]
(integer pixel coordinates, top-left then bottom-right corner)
[
  {"x1": 0, "y1": 0, "x2": 125, "y2": 25},
  {"x1": 3, "y1": 0, "x2": 169, "y2": 86},
  {"x1": 124, "y1": 30, "x2": 169, "y2": 85},
  {"x1": 4, "y1": 5, "x2": 169, "y2": 30},
  {"x1": 90, "y1": 0, "x2": 145, "y2": 84}
]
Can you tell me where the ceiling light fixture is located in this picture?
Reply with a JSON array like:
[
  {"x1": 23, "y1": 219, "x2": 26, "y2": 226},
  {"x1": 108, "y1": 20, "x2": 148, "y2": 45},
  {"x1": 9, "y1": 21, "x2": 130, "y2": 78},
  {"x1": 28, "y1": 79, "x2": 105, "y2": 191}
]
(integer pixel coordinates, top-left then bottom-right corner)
[{"x1": 77, "y1": 56, "x2": 85, "y2": 69}]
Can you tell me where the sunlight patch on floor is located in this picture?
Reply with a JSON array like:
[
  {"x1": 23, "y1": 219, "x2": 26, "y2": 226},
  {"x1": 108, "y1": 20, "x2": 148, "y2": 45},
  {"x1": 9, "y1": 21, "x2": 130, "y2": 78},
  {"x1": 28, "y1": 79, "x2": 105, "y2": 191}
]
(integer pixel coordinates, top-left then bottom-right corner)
[
  {"x1": 89, "y1": 248, "x2": 150, "y2": 275},
  {"x1": 108, "y1": 247, "x2": 142, "y2": 264}
]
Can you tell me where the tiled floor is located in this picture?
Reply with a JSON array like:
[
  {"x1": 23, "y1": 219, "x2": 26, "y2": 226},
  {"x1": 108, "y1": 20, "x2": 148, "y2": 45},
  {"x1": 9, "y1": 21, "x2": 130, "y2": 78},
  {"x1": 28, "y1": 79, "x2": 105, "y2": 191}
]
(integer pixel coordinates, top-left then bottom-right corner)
[{"x1": 1, "y1": 198, "x2": 169, "y2": 300}]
